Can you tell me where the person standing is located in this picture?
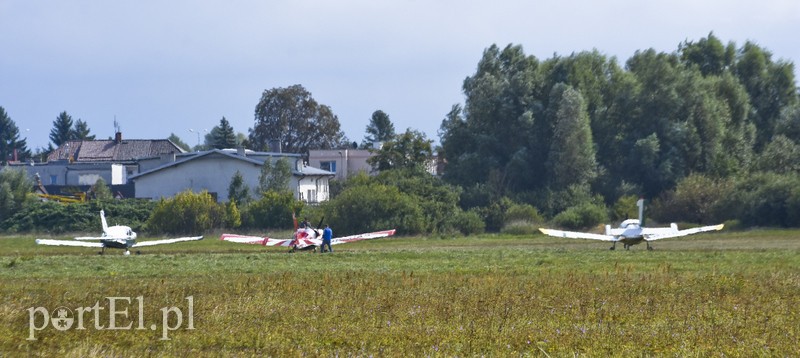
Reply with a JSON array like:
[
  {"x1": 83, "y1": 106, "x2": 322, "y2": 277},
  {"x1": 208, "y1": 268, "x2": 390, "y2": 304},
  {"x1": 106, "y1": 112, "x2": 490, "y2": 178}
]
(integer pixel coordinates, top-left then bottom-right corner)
[{"x1": 321, "y1": 224, "x2": 333, "y2": 253}]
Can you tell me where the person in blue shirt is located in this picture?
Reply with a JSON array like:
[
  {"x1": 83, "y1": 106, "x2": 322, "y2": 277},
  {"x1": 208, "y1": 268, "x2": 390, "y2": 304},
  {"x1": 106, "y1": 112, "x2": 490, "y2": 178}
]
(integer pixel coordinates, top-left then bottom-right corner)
[{"x1": 321, "y1": 224, "x2": 333, "y2": 253}]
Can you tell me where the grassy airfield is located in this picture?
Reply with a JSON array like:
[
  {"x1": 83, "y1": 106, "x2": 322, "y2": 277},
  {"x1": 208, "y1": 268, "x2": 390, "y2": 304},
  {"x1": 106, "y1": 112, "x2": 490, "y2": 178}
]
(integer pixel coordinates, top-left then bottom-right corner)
[{"x1": 1, "y1": 230, "x2": 798, "y2": 356}]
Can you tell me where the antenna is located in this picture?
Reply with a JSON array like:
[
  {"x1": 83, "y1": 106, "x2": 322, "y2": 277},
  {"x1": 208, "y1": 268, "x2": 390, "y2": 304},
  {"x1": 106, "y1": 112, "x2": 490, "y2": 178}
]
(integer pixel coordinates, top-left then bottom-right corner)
[{"x1": 113, "y1": 116, "x2": 121, "y2": 133}]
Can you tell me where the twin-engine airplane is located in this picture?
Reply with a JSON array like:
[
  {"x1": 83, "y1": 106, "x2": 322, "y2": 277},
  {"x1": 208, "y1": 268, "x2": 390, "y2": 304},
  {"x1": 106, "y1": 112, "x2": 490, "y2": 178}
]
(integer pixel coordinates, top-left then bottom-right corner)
[
  {"x1": 539, "y1": 199, "x2": 724, "y2": 250},
  {"x1": 221, "y1": 215, "x2": 396, "y2": 252},
  {"x1": 35, "y1": 210, "x2": 203, "y2": 255}
]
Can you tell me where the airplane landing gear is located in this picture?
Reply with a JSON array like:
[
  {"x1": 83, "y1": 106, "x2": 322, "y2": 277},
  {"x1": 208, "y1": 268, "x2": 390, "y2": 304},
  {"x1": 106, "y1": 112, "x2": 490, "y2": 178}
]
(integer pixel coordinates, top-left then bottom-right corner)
[{"x1": 124, "y1": 250, "x2": 131, "y2": 256}]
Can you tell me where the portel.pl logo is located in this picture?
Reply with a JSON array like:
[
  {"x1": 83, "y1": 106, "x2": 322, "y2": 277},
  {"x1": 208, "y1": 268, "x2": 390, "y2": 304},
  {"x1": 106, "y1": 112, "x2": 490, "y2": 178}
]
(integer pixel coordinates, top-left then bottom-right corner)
[{"x1": 27, "y1": 296, "x2": 194, "y2": 341}]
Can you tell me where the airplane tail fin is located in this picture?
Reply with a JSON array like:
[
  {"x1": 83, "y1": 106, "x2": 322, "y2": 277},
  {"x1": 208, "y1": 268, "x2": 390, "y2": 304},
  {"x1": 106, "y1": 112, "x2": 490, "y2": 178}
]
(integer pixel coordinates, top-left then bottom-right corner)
[
  {"x1": 637, "y1": 198, "x2": 645, "y2": 226},
  {"x1": 100, "y1": 210, "x2": 109, "y2": 233}
]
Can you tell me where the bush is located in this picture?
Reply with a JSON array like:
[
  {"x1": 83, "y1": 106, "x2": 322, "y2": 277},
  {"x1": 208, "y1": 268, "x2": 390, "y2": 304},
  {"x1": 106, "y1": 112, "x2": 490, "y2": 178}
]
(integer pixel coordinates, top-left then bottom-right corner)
[
  {"x1": 650, "y1": 174, "x2": 731, "y2": 224},
  {"x1": 505, "y1": 203, "x2": 544, "y2": 224},
  {"x1": 241, "y1": 191, "x2": 303, "y2": 230},
  {"x1": 451, "y1": 209, "x2": 485, "y2": 236},
  {"x1": 500, "y1": 220, "x2": 539, "y2": 235},
  {"x1": 552, "y1": 202, "x2": 608, "y2": 229},
  {"x1": 321, "y1": 183, "x2": 425, "y2": 236},
  {"x1": 146, "y1": 190, "x2": 223, "y2": 235},
  {"x1": 713, "y1": 173, "x2": 800, "y2": 227}
]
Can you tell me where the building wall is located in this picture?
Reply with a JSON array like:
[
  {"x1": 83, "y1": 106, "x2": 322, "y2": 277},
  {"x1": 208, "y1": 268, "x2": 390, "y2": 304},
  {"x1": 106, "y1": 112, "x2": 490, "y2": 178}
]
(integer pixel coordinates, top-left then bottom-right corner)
[
  {"x1": 296, "y1": 175, "x2": 330, "y2": 203},
  {"x1": 18, "y1": 162, "x2": 117, "y2": 186},
  {"x1": 133, "y1": 154, "x2": 330, "y2": 203},
  {"x1": 133, "y1": 158, "x2": 263, "y2": 202},
  {"x1": 308, "y1": 149, "x2": 374, "y2": 180}
]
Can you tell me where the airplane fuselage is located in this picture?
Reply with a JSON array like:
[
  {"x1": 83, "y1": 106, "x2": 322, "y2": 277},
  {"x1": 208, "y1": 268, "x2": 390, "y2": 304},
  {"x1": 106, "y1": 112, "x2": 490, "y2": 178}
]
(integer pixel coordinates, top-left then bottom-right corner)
[
  {"x1": 611, "y1": 223, "x2": 650, "y2": 250},
  {"x1": 100, "y1": 238, "x2": 135, "y2": 249}
]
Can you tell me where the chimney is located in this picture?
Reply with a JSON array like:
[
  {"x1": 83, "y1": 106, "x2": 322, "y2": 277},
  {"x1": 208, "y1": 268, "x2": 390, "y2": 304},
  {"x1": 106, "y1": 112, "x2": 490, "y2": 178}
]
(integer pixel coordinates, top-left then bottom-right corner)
[
  {"x1": 237, "y1": 147, "x2": 246, "y2": 157},
  {"x1": 115, "y1": 132, "x2": 122, "y2": 143}
]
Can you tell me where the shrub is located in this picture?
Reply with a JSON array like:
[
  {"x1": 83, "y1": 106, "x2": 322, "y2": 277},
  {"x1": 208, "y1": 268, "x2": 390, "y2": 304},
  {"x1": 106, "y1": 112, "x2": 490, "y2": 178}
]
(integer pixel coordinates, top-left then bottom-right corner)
[
  {"x1": 241, "y1": 191, "x2": 303, "y2": 230},
  {"x1": 321, "y1": 183, "x2": 424, "y2": 235},
  {"x1": 452, "y1": 209, "x2": 485, "y2": 236},
  {"x1": 552, "y1": 202, "x2": 608, "y2": 229},
  {"x1": 504, "y1": 203, "x2": 544, "y2": 224},
  {"x1": 146, "y1": 190, "x2": 223, "y2": 235},
  {"x1": 224, "y1": 200, "x2": 241, "y2": 229},
  {"x1": 500, "y1": 220, "x2": 539, "y2": 235}
]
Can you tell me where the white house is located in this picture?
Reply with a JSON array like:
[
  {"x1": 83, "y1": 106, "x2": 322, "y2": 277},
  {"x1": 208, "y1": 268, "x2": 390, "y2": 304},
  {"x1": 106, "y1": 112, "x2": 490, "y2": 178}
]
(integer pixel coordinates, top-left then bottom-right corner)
[{"x1": 130, "y1": 149, "x2": 334, "y2": 203}]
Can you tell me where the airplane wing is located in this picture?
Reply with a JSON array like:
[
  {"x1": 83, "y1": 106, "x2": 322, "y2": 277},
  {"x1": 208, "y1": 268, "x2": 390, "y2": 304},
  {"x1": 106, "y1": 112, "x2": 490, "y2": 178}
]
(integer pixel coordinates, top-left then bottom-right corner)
[
  {"x1": 35, "y1": 239, "x2": 104, "y2": 248},
  {"x1": 645, "y1": 224, "x2": 724, "y2": 241},
  {"x1": 538, "y1": 228, "x2": 617, "y2": 242},
  {"x1": 331, "y1": 229, "x2": 397, "y2": 245},
  {"x1": 131, "y1": 236, "x2": 203, "y2": 247},
  {"x1": 220, "y1": 234, "x2": 270, "y2": 245}
]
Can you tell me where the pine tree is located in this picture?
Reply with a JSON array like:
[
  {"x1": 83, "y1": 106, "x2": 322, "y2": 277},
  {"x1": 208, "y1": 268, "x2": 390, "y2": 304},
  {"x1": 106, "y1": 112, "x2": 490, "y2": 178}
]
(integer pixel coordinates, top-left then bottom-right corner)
[
  {"x1": 49, "y1": 111, "x2": 74, "y2": 146},
  {"x1": 0, "y1": 106, "x2": 30, "y2": 164}
]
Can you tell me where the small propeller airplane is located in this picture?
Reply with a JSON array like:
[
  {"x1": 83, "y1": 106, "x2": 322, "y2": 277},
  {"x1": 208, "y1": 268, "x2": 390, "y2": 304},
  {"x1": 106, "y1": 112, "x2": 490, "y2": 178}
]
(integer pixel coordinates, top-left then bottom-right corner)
[
  {"x1": 221, "y1": 214, "x2": 396, "y2": 252},
  {"x1": 35, "y1": 210, "x2": 203, "y2": 255},
  {"x1": 538, "y1": 199, "x2": 724, "y2": 250}
]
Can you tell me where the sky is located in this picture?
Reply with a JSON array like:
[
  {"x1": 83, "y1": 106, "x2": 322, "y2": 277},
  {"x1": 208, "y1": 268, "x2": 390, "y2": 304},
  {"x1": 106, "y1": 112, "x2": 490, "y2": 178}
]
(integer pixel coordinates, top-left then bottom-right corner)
[{"x1": 2, "y1": 0, "x2": 798, "y2": 151}]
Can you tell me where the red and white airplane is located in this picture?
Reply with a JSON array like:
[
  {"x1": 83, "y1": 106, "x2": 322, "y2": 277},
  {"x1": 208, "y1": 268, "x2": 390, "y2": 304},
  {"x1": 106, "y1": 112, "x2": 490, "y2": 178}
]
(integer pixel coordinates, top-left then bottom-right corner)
[
  {"x1": 221, "y1": 215, "x2": 396, "y2": 252},
  {"x1": 36, "y1": 210, "x2": 203, "y2": 255}
]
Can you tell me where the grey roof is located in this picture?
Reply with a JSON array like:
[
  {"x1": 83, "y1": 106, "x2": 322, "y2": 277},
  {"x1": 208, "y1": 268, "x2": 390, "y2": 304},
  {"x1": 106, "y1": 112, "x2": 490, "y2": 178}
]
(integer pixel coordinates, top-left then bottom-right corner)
[
  {"x1": 48, "y1": 139, "x2": 184, "y2": 163},
  {"x1": 129, "y1": 149, "x2": 334, "y2": 181}
]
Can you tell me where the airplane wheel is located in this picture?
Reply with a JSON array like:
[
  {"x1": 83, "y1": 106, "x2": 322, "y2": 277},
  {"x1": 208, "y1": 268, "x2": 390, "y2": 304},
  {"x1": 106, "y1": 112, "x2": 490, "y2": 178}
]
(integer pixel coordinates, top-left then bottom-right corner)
[
  {"x1": 136, "y1": 250, "x2": 142, "y2": 255},
  {"x1": 647, "y1": 246, "x2": 653, "y2": 251}
]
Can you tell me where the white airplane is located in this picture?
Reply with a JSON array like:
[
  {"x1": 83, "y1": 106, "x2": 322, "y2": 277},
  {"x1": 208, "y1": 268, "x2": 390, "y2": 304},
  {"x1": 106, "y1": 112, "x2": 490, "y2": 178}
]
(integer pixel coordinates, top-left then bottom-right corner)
[
  {"x1": 221, "y1": 215, "x2": 396, "y2": 252},
  {"x1": 36, "y1": 210, "x2": 203, "y2": 255},
  {"x1": 539, "y1": 199, "x2": 724, "y2": 250}
]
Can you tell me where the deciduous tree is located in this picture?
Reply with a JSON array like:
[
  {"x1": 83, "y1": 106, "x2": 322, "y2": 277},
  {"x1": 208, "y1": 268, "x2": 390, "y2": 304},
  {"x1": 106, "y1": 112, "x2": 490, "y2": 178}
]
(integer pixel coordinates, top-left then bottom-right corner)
[{"x1": 249, "y1": 85, "x2": 346, "y2": 154}]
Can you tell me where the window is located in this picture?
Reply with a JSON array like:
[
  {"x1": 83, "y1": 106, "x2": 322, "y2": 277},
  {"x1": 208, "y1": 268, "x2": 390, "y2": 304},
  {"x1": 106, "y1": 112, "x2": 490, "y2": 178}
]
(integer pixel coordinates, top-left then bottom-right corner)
[
  {"x1": 320, "y1": 161, "x2": 336, "y2": 172},
  {"x1": 50, "y1": 175, "x2": 58, "y2": 185}
]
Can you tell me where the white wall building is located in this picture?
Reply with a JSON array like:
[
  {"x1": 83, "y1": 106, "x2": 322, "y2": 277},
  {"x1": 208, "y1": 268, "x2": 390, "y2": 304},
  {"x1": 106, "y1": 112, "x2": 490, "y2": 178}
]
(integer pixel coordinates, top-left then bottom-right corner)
[{"x1": 130, "y1": 149, "x2": 334, "y2": 203}]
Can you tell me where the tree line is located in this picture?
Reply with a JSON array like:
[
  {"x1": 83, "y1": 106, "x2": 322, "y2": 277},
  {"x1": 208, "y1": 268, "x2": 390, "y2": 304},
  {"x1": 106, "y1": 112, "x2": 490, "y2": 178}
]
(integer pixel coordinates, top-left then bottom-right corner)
[{"x1": 2, "y1": 33, "x2": 799, "y2": 233}]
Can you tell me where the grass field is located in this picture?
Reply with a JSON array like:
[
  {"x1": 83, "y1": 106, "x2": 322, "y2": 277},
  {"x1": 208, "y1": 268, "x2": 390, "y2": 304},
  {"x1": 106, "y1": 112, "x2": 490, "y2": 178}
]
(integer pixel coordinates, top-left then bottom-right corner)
[{"x1": 1, "y1": 230, "x2": 799, "y2": 356}]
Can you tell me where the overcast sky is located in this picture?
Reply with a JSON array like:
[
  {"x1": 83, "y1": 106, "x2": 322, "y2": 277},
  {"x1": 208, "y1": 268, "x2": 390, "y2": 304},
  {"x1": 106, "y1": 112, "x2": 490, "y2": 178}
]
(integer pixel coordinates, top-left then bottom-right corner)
[{"x1": 2, "y1": 0, "x2": 798, "y2": 151}]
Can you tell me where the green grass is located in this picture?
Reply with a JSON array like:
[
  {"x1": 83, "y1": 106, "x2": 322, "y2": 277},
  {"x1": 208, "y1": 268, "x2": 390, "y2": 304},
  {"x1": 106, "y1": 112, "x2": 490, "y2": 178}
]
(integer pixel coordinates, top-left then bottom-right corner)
[{"x1": 1, "y1": 230, "x2": 799, "y2": 356}]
